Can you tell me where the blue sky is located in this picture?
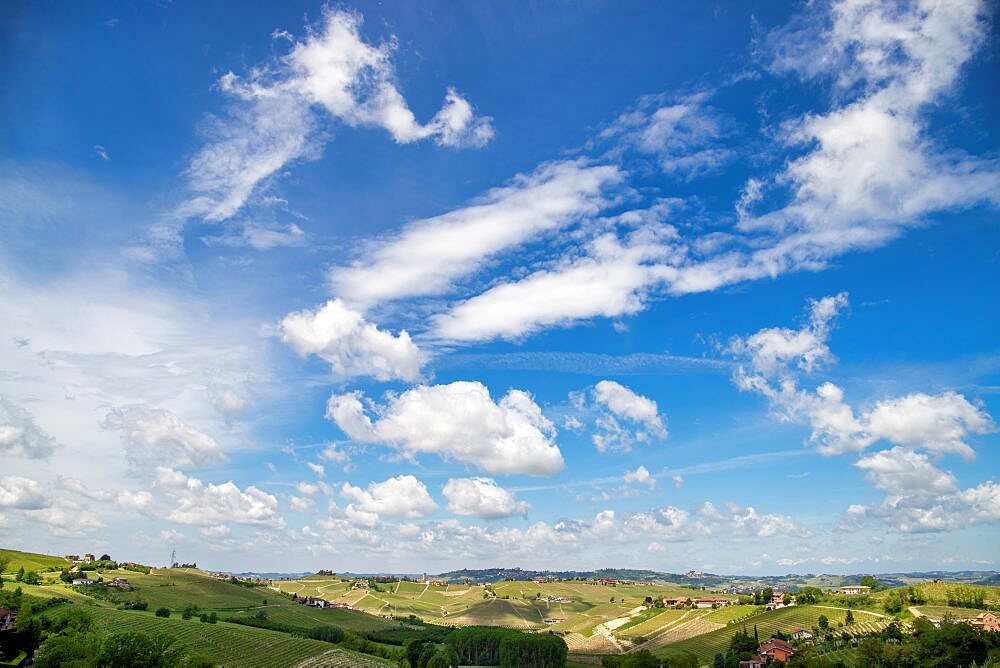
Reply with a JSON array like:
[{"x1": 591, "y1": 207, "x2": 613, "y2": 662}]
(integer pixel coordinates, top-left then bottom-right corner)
[{"x1": 1, "y1": 0, "x2": 998, "y2": 575}]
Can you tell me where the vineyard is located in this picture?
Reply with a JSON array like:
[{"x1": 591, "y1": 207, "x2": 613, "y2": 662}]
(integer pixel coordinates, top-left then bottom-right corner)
[
  {"x1": 703, "y1": 604, "x2": 762, "y2": 625},
  {"x1": 664, "y1": 605, "x2": 873, "y2": 664},
  {"x1": 0, "y1": 548, "x2": 69, "y2": 573},
  {"x1": 293, "y1": 648, "x2": 395, "y2": 667},
  {"x1": 616, "y1": 608, "x2": 689, "y2": 638},
  {"x1": 635, "y1": 615, "x2": 725, "y2": 652},
  {"x1": 913, "y1": 605, "x2": 988, "y2": 621},
  {"x1": 45, "y1": 606, "x2": 332, "y2": 667}
]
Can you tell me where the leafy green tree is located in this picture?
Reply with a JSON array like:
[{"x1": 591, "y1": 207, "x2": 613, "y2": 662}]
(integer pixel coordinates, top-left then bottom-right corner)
[
  {"x1": 818, "y1": 615, "x2": 829, "y2": 631},
  {"x1": 713, "y1": 652, "x2": 725, "y2": 668},
  {"x1": 180, "y1": 653, "x2": 216, "y2": 668},
  {"x1": 859, "y1": 575, "x2": 879, "y2": 590},
  {"x1": 15, "y1": 566, "x2": 24, "y2": 581},
  {"x1": 404, "y1": 638, "x2": 426, "y2": 667},
  {"x1": 97, "y1": 631, "x2": 182, "y2": 668},
  {"x1": 761, "y1": 588, "x2": 774, "y2": 604},
  {"x1": 34, "y1": 633, "x2": 101, "y2": 668},
  {"x1": 845, "y1": 609, "x2": 854, "y2": 625},
  {"x1": 155, "y1": 607, "x2": 171, "y2": 618}
]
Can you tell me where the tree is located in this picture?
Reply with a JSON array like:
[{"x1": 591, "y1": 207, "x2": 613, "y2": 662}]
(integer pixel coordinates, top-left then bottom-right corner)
[
  {"x1": 859, "y1": 575, "x2": 879, "y2": 590},
  {"x1": 100, "y1": 554, "x2": 112, "y2": 561},
  {"x1": 818, "y1": 615, "x2": 829, "y2": 631},
  {"x1": 97, "y1": 631, "x2": 182, "y2": 668},
  {"x1": 15, "y1": 566, "x2": 24, "y2": 581},
  {"x1": 845, "y1": 609, "x2": 855, "y2": 625},
  {"x1": 155, "y1": 607, "x2": 171, "y2": 618},
  {"x1": 761, "y1": 588, "x2": 774, "y2": 604},
  {"x1": 713, "y1": 652, "x2": 725, "y2": 668},
  {"x1": 23, "y1": 570, "x2": 40, "y2": 585}
]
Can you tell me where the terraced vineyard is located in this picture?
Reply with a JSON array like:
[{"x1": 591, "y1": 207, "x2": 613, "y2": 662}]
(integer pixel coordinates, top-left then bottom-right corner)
[
  {"x1": 637, "y1": 615, "x2": 724, "y2": 651},
  {"x1": 665, "y1": 606, "x2": 873, "y2": 664},
  {"x1": 840, "y1": 618, "x2": 892, "y2": 636},
  {"x1": 703, "y1": 604, "x2": 762, "y2": 625},
  {"x1": 914, "y1": 605, "x2": 987, "y2": 620},
  {"x1": 294, "y1": 648, "x2": 394, "y2": 667},
  {"x1": 562, "y1": 631, "x2": 620, "y2": 654},
  {"x1": 46, "y1": 606, "x2": 331, "y2": 667},
  {"x1": 616, "y1": 608, "x2": 689, "y2": 638}
]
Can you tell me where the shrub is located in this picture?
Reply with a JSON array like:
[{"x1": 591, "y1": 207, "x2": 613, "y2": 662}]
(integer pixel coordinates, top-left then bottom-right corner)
[
  {"x1": 307, "y1": 626, "x2": 345, "y2": 643},
  {"x1": 155, "y1": 607, "x2": 171, "y2": 618}
]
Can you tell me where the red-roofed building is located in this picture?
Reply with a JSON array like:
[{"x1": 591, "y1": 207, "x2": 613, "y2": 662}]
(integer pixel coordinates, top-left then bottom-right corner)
[{"x1": 759, "y1": 638, "x2": 796, "y2": 662}]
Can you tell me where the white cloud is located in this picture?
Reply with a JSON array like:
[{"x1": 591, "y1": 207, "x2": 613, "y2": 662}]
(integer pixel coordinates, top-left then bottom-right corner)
[
  {"x1": 0, "y1": 475, "x2": 49, "y2": 509},
  {"x1": 306, "y1": 462, "x2": 326, "y2": 478},
  {"x1": 433, "y1": 224, "x2": 679, "y2": 342},
  {"x1": 855, "y1": 447, "x2": 958, "y2": 497},
  {"x1": 155, "y1": 467, "x2": 284, "y2": 529},
  {"x1": 623, "y1": 465, "x2": 657, "y2": 490},
  {"x1": 103, "y1": 407, "x2": 226, "y2": 470},
  {"x1": 281, "y1": 299, "x2": 423, "y2": 382},
  {"x1": 341, "y1": 475, "x2": 437, "y2": 519},
  {"x1": 0, "y1": 396, "x2": 56, "y2": 459},
  {"x1": 182, "y1": 8, "x2": 493, "y2": 224},
  {"x1": 326, "y1": 381, "x2": 564, "y2": 476},
  {"x1": 729, "y1": 293, "x2": 848, "y2": 379},
  {"x1": 442, "y1": 477, "x2": 529, "y2": 519},
  {"x1": 208, "y1": 384, "x2": 249, "y2": 418},
  {"x1": 330, "y1": 160, "x2": 623, "y2": 308},
  {"x1": 204, "y1": 222, "x2": 306, "y2": 251},
  {"x1": 594, "y1": 380, "x2": 666, "y2": 436},
  {"x1": 569, "y1": 380, "x2": 667, "y2": 454},
  {"x1": 730, "y1": 294, "x2": 994, "y2": 459},
  {"x1": 601, "y1": 93, "x2": 732, "y2": 178}
]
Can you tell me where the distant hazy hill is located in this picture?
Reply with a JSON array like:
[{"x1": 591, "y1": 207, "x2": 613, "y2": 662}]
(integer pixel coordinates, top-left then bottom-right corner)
[{"x1": 433, "y1": 566, "x2": 1000, "y2": 589}]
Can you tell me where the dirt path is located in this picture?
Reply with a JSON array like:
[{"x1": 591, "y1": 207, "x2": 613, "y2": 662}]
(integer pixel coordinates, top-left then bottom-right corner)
[{"x1": 909, "y1": 607, "x2": 925, "y2": 618}]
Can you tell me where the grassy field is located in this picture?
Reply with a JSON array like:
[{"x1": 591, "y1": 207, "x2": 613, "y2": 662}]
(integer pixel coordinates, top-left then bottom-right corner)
[
  {"x1": 44, "y1": 605, "x2": 334, "y2": 667},
  {"x1": 0, "y1": 547, "x2": 69, "y2": 573},
  {"x1": 665, "y1": 605, "x2": 882, "y2": 664},
  {"x1": 914, "y1": 605, "x2": 989, "y2": 620}
]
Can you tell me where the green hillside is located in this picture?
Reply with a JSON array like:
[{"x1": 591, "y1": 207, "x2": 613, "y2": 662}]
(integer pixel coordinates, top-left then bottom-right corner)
[
  {"x1": 0, "y1": 547, "x2": 69, "y2": 573},
  {"x1": 44, "y1": 605, "x2": 352, "y2": 667},
  {"x1": 665, "y1": 605, "x2": 884, "y2": 664}
]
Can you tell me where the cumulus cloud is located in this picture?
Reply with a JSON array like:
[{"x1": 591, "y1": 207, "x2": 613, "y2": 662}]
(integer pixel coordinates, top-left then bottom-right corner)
[
  {"x1": 103, "y1": 407, "x2": 226, "y2": 470},
  {"x1": 442, "y1": 477, "x2": 529, "y2": 519},
  {"x1": 330, "y1": 160, "x2": 623, "y2": 308},
  {"x1": 0, "y1": 475, "x2": 49, "y2": 509},
  {"x1": 730, "y1": 294, "x2": 994, "y2": 458},
  {"x1": 181, "y1": 8, "x2": 493, "y2": 225},
  {"x1": 594, "y1": 381, "x2": 666, "y2": 436},
  {"x1": 0, "y1": 396, "x2": 56, "y2": 459},
  {"x1": 341, "y1": 475, "x2": 438, "y2": 520},
  {"x1": 326, "y1": 381, "x2": 564, "y2": 476},
  {"x1": 623, "y1": 465, "x2": 657, "y2": 490},
  {"x1": 281, "y1": 299, "x2": 423, "y2": 382},
  {"x1": 155, "y1": 467, "x2": 284, "y2": 528},
  {"x1": 568, "y1": 380, "x2": 667, "y2": 453}
]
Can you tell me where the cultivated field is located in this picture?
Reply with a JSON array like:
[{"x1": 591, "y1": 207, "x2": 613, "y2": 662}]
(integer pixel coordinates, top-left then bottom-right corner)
[
  {"x1": 45, "y1": 605, "x2": 333, "y2": 667},
  {"x1": 665, "y1": 605, "x2": 882, "y2": 664},
  {"x1": 0, "y1": 547, "x2": 69, "y2": 573}
]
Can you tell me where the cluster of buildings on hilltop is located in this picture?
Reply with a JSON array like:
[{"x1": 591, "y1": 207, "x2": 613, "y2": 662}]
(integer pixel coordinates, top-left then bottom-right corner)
[{"x1": 206, "y1": 572, "x2": 272, "y2": 585}]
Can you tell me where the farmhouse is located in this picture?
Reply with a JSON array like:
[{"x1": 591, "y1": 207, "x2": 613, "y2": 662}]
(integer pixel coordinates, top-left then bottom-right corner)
[
  {"x1": 352, "y1": 580, "x2": 370, "y2": 590},
  {"x1": 83, "y1": 553, "x2": 95, "y2": 562},
  {"x1": 837, "y1": 585, "x2": 871, "y2": 596},
  {"x1": 791, "y1": 627, "x2": 813, "y2": 641},
  {"x1": 72, "y1": 578, "x2": 94, "y2": 586},
  {"x1": 738, "y1": 660, "x2": 764, "y2": 668},
  {"x1": 533, "y1": 576, "x2": 547, "y2": 583},
  {"x1": 758, "y1": 637, "x2": 796, "y2": 662},
  {"x1": 598, "y1": 578, "x2": 619, "y2": 586},
  {"x1": 966, "y1": 612, "x2": 1000, "y2": 633},
  {"x1": 695, "y1": 597, "x2": 729, "y2": 608},
  {"x1": 108, "y1": 577, "x2": 131, "y2": 590},
  {"x1": 663, "y1": 597, "x2": 691, "y2": 606}
]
